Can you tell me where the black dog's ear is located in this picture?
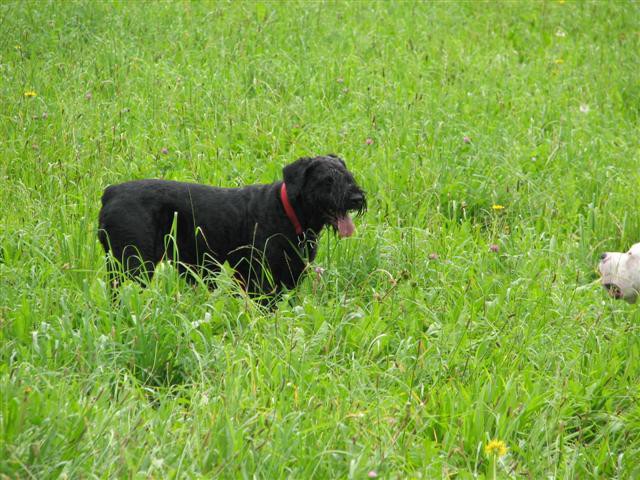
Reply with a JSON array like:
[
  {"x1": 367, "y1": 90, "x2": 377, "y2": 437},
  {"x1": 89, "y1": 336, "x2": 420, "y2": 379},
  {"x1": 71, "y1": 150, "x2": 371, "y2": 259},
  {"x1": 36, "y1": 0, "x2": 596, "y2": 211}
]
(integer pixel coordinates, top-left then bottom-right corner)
[
  {"x1": 283, "y1": 157, "x2": 315, "y2": 199},
  {"x1": 326, "y1": 153, "x2": 346, "y2": 167}
]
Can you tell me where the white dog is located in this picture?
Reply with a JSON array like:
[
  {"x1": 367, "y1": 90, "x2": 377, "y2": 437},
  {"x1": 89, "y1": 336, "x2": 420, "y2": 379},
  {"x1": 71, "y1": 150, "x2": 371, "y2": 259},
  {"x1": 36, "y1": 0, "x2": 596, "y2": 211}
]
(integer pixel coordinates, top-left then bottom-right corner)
[{"x1": 598, "y1": 243, "x2": 640, "y2": 303}]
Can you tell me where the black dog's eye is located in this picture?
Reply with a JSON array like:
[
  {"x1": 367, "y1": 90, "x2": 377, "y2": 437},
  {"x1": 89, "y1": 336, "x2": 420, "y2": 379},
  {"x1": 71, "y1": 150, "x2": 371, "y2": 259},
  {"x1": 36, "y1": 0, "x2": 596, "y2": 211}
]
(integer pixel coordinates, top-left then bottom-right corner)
[{"x1": 322, "y1": 177, "x2": 334, "y2": 186}]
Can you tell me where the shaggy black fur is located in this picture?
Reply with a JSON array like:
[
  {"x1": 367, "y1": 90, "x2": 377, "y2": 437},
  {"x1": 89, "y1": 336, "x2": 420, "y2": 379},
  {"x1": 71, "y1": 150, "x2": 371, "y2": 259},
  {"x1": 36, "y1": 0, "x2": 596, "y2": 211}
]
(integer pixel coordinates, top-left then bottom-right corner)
[{"x1": 98, "y1": 154, "x2": 366, "y2": 298}]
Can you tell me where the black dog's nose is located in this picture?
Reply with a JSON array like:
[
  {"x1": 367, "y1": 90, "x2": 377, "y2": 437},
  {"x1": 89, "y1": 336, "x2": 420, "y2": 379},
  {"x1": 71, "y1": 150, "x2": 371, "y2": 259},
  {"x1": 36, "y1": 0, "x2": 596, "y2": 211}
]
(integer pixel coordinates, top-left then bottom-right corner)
[
  {"x1": 600, "y1": 253, "x2": 608, "y2": 260},
  {"x1": 350, "y1": 192, "x2": 364, "y2": 203}
]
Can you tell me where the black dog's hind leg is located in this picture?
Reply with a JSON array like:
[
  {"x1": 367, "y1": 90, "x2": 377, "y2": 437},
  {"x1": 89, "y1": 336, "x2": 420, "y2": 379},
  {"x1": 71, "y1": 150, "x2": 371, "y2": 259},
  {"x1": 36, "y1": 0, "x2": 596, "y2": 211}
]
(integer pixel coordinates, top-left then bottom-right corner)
[
  {"x1": 102, "y1": 252, "x2": 155, "y2": 303},
  {"x1": 121, "y1": 246, "x2": 156, "y2": 285}
]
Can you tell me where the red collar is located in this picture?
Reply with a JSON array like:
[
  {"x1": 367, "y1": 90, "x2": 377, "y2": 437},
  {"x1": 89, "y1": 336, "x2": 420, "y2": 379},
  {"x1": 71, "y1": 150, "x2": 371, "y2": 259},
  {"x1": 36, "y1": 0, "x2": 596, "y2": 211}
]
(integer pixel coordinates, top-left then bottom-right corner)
[{"x1": 280, "y1": 183, "x2": 303, "y2": 236}]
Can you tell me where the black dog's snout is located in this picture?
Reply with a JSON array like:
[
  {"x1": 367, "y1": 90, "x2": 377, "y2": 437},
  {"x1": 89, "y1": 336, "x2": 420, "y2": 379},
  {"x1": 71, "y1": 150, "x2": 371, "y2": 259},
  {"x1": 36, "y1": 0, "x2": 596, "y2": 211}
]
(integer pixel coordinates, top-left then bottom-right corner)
[
  {"x1": 600, "y1": 253, "x2": 608, "y2": 261},
  {"x1": 350, "y1": 192, "x2": 364, "y2": 203},
  {"x1": 347, "y1": 190, "x2": 366, "y2": 212}
]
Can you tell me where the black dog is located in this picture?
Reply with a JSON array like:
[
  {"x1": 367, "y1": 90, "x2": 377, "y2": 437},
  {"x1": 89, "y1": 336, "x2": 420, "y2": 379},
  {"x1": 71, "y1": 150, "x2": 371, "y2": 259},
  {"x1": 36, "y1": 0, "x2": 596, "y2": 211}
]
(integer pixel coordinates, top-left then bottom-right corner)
[{"x1": 98, "y1": 154, "x2": 366, "y2": 298}]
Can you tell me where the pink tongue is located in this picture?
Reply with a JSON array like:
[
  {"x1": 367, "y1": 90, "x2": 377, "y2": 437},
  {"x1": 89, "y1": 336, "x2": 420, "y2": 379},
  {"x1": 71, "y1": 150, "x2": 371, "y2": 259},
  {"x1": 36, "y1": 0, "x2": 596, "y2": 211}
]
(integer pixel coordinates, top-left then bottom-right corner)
[{"x1": 336, "y1": 215, "x2": 355, "y2": 238}]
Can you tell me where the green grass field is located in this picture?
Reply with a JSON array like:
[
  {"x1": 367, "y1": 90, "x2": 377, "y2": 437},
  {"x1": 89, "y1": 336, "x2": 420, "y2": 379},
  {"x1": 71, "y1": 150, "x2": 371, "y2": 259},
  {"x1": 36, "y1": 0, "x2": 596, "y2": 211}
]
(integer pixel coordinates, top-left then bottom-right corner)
[{"x1": 2, "y1": 1, "x2": 640, "y2": 478}]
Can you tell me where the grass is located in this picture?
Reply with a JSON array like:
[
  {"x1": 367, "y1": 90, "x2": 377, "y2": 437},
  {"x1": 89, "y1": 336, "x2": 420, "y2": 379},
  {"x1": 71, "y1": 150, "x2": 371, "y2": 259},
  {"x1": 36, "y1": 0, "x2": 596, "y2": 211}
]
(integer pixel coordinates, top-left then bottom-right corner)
[{"x1": 1, "y1": 0, "x2": 640, "y2": 477}]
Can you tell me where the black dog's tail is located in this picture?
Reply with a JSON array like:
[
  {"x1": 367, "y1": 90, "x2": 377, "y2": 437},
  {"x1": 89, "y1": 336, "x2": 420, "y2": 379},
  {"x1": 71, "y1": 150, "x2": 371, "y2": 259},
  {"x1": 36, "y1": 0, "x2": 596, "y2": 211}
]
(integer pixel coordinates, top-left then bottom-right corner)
[{"x1": 97, "y1": 185, "x2": 115, "y2": 252}]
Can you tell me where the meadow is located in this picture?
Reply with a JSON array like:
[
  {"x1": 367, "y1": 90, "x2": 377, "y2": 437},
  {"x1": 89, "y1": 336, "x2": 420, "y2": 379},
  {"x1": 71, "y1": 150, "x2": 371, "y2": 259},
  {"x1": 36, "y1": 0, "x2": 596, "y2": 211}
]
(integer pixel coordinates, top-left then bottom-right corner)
[{"x1": 1, "y1": 1, "x2": 640, "y2": 478}]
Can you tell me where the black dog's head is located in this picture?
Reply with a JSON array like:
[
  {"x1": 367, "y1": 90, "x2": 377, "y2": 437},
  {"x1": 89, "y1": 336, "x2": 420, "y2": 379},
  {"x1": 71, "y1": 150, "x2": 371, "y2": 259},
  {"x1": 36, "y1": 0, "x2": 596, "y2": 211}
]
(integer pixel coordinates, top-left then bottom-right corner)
[{"x1": 283, "y1": 154, "x2": 366, "y2": 237}]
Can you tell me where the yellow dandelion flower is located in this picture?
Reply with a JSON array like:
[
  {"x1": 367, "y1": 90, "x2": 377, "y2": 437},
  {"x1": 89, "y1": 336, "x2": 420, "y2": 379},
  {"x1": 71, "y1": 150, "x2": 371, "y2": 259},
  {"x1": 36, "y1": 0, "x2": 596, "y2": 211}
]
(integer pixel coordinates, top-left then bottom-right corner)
[
  {"x1": 492, "y1": 204, "x2": 505, "y2": 211},
  {"x1": 24, "y1": 91, "x2": 37, "y2": 98},
  {"x1": 554, "y1": 59, "x2": 564, "y2": 64},
  {"x1": 485, "y1": 439, "x2": 508, "y2": 457}
]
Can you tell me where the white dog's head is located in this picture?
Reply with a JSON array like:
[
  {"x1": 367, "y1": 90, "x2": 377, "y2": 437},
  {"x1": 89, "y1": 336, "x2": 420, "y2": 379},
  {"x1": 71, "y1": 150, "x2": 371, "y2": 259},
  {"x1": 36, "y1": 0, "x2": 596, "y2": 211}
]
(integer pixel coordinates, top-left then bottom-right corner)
[{"x1": 598, "y1": 242, "x2": 640, "y2": 303}]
